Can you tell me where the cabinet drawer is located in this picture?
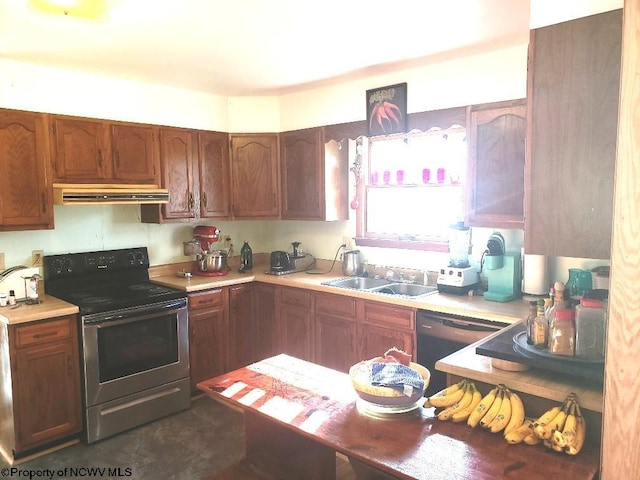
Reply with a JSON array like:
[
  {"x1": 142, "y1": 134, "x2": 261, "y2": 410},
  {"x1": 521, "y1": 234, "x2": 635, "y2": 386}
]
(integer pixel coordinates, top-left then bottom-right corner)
[
  {"x1": 189, "y1": 289, "x2": 225, "y2": 310},
  {"x1": 315, "y1": 293, "x2": 357, "y2": 319},
  {"x1": 279, "y1": 287, "x2": 311, "y2": 308},
  {"x1": 13, "y1": 317, "x2": 73, "y2": 348},
  {"x1": 363, "y1": 302, "x2": 415, "y2": 330}
]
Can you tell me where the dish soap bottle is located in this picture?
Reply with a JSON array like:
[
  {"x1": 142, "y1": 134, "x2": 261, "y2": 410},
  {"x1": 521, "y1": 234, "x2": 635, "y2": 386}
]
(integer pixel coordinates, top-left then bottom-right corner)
[{"x1": 240, "y1": 241, "x2": 253, "y2": 272}]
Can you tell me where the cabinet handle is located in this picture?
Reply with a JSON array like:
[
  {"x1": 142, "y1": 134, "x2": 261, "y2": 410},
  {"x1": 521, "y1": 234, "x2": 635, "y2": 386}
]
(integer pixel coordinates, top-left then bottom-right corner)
[
  {"x1": 33, "y1": 331, "x2": 57, "y2": 339},
  {"x1": 188, "y1": 193, "x2": 195, "y2": 211},
  {"x1": 203, "y1": 192, "x2": 208, "y2": 208},
  {"x1": 98, "y1": 150, "x2": 103, "y2": 167}
]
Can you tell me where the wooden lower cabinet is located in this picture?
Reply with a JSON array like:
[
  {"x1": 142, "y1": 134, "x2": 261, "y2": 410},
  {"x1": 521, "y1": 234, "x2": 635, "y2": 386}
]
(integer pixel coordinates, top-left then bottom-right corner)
[
  {"x1": 1, "y1": 316, "x2": 82, "y2": 457},
  {"x1": 229, "y1": 283, "x2": 256, "y2": 370},
  {"x1": 277, "y1": 287, "x2": 313, "y2": 362},
  {"x1": 359, "y1": 300, "x2": 416, "y2": 361},
  {"x1": 254, "y1": 283, "x2": 279, "y2": 362},
  {"x1": 188, "y1": 288, "x2": 229, "y2": 391},
  {"x1": 314, "y1": 292, "x2": 358, "y2": 373}
]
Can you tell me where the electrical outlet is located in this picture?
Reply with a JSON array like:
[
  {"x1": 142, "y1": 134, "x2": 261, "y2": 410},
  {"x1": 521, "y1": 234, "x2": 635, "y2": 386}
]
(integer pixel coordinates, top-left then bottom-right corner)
[
  {"x1": 342, "y1": 236, "x2": 355, "y2": 250},
  {"x1": 0, "y1": 253, "x2": 5, "y2": 271},
  {"x1": 32, "y1": 250, "x2": 44, "y2": 267}
]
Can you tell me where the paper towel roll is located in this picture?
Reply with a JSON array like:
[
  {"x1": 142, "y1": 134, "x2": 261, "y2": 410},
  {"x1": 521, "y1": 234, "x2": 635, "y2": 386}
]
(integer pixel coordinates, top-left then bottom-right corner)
[{"x1": 521, "y1": 251, "x2": 549, "y2": 295}]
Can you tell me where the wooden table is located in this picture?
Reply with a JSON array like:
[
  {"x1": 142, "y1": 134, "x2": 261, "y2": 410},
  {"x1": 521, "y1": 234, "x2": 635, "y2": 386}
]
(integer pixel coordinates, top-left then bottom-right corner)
[{"x1": 198, "y1": 354, "x2": 600, "y2": 480}]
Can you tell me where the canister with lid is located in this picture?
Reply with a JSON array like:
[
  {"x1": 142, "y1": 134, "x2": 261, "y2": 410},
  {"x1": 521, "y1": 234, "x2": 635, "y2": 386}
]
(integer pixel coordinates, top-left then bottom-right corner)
[{"x1": 575, "y1": 298, "x2": 607, "y2": 359}]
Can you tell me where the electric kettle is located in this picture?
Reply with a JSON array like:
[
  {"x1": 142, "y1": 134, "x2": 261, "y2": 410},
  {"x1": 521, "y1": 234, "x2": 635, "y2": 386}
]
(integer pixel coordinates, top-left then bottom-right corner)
[{"x1": 342, "y1": 250, "x2": 364, "y2": 276}]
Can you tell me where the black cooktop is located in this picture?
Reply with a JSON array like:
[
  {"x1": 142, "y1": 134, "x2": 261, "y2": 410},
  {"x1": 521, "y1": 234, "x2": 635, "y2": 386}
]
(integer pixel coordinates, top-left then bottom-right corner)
[
  {"x1": 44, "y1": 247, "x2": 186, "y2": 315},
  {"x1": 475, "y1": 322, "x2": 604, "y2": 383}
]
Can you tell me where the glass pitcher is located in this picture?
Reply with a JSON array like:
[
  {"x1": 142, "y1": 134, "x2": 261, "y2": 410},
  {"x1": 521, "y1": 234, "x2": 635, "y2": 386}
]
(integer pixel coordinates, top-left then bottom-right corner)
[
  {"x1": 567, "y1": 268, "x2": 593, "y2": 299},
  {"x1": 448, "y1": 222, "x2": 471, "y2": 268}
]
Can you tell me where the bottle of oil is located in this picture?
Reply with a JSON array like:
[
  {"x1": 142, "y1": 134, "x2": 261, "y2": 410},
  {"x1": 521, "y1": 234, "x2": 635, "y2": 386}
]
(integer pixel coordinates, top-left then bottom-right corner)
[
  {"x1": 239, "y1": 241, "x2": 252, "y2": 272},
  {"x1": 525, "y1": 300, "x2": 538, "y2": 345}
]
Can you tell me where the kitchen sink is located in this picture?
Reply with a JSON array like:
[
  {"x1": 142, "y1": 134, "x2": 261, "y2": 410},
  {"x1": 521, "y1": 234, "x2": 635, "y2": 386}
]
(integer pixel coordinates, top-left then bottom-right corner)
[
  {"x1": 371, "y1": 283, "x2": 438, "y2": 297},
  {"x1": 321, "y1": 277, "x2": 438, "y2": 299}
]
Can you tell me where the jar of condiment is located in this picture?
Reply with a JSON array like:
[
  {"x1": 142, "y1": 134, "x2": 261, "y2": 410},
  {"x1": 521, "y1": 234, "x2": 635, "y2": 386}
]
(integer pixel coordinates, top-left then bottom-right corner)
[
  {"x1": 533, "y1": 298, "x2": 548, "y2": 349},
  {"x1": 549, "y1": 307, "x2": 575, "y2": 356},
  {"x1": 8, "y1": 290, "x2": 16, "y2": 306},
  {"x1": 525, "y1": 300, "x2": 537, "y2": 345},
  {"x1": 575, "y1": 298, "x2": 606, "y2": 359}
]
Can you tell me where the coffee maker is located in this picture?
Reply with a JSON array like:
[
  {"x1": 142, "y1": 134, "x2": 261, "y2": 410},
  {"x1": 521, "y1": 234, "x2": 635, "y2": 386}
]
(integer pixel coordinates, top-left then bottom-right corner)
[{"x1": 482, "y1": 232, "x2": 521, "y2": 302}]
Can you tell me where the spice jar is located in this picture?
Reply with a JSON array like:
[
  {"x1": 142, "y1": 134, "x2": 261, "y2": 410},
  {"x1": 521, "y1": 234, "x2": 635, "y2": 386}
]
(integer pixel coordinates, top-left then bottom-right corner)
[
  {"x1": 549, "y1": 307, "x2": 575, "y2": 356},
  {"x1": 533, "y1": 299, "x2": 548, "y2": 349},
  {"x1": 575, "y1": 298, "x2": 606, "y2": 359}
]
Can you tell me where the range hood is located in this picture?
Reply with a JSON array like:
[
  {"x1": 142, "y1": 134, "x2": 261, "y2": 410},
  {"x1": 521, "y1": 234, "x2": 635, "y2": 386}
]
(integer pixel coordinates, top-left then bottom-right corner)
[{"x1": 53, "y1": 183, "x2": 169, "y2": 205}]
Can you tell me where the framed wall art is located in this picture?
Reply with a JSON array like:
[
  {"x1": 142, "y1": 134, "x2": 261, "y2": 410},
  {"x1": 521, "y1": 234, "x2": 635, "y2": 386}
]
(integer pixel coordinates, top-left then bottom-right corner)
[{"x1": 366, "y1": 82, "x2": 407, "y2": 137}]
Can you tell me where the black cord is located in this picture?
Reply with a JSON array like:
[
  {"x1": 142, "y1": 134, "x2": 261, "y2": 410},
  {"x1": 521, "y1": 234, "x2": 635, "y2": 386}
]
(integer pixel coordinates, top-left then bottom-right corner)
[{"x1": 305, "y1": 244, "x2": 346, "y2": 274}]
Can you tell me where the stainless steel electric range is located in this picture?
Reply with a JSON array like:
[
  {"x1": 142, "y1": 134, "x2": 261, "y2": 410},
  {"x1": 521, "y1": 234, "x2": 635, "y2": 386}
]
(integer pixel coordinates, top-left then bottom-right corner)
[{"x1": 44, "y1": 247, "x2": 190, "y2": 444}]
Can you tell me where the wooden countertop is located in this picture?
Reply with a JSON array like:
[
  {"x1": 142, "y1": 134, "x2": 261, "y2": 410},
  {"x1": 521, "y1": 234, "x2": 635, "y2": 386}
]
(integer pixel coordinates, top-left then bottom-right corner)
[
  {"x1": 151, "y1": 260, "x2": 531, "y2": 325},
  {"x1": 436, "y1": 323, "x2": 604, "y2": 413},
  {"x1": 0, "y1": 295, "x2": 79, "y2": 325},
  {"x1": 199, "y1": 354, "x2": 600, "y2": 480}
]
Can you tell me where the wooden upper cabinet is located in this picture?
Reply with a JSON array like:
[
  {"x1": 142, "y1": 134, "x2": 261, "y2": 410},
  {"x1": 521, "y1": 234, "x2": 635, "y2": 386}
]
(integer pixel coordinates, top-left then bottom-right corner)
[
  {"x1": 157, "y1": 127, "x2": 197, "y2": 220},
  {"x1": 51, "y1": 116, "x2": 108, "y2": 181},
  {"x1": 466, "y1": 101, "x2": 526, "y2": 229},
  {"x1": 525, "y1": 9, "x2": 622, "y2": 259},
  {"x1": 230, "y1": 134, "x2": 279, "y2": 218},
  {"x1": 51, "y1": 115, "x2": 158, "y2": 184},
  {"x1": 198, "y1": 131, "x2": 231, "y2": 218},
  {"x1": 111, "y1": 124, "x2": 158, "y2": 182},
  {"x1": 0, "y1": 109, "x2": 53, "y2": 231},
  {"x1": 280, "y1": 127, "x2": 349, "y2": 221}
]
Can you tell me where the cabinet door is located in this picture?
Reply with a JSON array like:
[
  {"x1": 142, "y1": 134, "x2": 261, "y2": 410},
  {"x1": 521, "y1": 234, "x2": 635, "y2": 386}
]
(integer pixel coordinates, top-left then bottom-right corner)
[
  {"x1": 358, "y1": 324, "x2": 415, "y2": 363},
  {"x1": 0, "y1": 109, "x2": 53, "y2": 230},
  {"x1": 314, "y1": 313, "x2": 357, "y2": 373},
  {"x1": 280, "y1": 128, "x2": 324, "y2": 220},
  {"x1": 466, "y1": 103, "x2": 526, "y2": 229},
  {"x1": 525, "y1": 9, "x2": 622, "y2": 259},
  {"x1": 229, "y1": 284, "x2": 256, "y2": 369},
  {"x1": 189, "y1": 303, "x2": 228, "y2": 390},
  {"x1": 230, "y1": 134, "x2": 279, "y2": 218},
  {"x1": 279, "y1": 304, "x2": 313, "y2": 362},
  {"x1": 254, "y1": 283, "x2": 278, "y2": 361},
  {"x1": 198, "y1": 131, "x2": 231, "y2": 218},
  {"x1": 111, "y1": 124, "x2": 158, "y2": 183},
  {"x1": 159, "y1": 128, "x2": 197, "y2": 219},
  {"x1": 51, "y1": 116, "x2": 109, "y2": 181},
  {"x1": 11, "y1": 317, "x2": 82, "y2": 453}
]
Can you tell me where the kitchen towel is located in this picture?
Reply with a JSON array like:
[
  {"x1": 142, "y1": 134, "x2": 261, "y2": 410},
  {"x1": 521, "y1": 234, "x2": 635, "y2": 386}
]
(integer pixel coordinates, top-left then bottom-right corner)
[{"x1": 369, "y1": 363, "x2": 424, "y2": 396}]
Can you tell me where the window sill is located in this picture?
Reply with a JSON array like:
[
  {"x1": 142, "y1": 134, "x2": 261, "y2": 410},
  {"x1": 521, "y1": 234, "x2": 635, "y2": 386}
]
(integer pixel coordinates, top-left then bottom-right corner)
[{"x1": 355, "y1": 237, "x2": 449, "y2": 252}]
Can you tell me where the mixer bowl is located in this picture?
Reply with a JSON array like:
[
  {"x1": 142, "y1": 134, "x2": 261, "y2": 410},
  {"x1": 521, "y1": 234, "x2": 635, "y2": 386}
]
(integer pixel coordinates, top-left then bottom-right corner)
[{"x1": 198, "y1": 251, "x2": 229, "y2": 273}]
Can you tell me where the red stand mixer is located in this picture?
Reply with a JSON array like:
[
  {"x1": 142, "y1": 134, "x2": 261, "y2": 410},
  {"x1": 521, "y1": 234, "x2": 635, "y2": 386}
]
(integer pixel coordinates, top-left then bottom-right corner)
[{"x1": 185, "y1": 225, "x2": 230, "y2": 276}]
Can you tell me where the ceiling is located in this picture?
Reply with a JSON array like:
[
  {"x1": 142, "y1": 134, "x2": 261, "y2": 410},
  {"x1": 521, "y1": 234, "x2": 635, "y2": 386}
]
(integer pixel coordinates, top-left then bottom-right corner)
[{"x1": 0, "y1": 0, "x2": 532, "y2": 96}]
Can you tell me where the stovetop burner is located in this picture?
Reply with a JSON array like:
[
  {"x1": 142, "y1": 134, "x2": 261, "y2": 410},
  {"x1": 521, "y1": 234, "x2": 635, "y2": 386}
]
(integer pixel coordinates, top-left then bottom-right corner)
[{"x1": 44, "y1": 247, "x2": 186, "y2": 316}]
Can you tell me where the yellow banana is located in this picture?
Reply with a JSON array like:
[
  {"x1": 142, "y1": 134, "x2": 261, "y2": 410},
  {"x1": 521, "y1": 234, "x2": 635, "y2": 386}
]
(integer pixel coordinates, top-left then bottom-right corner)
[
  {"x1": 504, "y1": 417, "x2": 534, "y2": 444},
  {"x1": 427, "y1": 380, "x2": 467, "y2": 408},
  {"x1": 451, "y1": 383, "x2": 482, "y2": 422},
  {"x1": 523, "y1": 432, "x2": 542, "y2": 445},
  {"x1": 467, "y1": 386, "x2": 499, "y2": 428},
  {"x1": 535, "y1": 401, "x2": 568, "y2": 440},
  {"x1": 504, "y1": 390, "x2": 526, "y2": 435},
  {"x1": 565, "y1": 405, "x2": 587, "y2": 455},
  {"x1": 552, "y1": 401, "x2": 576, "y2": 448},
  {"x1": 480, "y1": 388, "x2": 504, "y2": 428},
  {"x1": 438, "y1": 382, "x2": 475, "y2": 421},
  {"x1": 489, "y1": 389, "x2": 513, "y2": 433},
  {"x1": 532, "y1": 404, "x2": 562, "y2": 439}
]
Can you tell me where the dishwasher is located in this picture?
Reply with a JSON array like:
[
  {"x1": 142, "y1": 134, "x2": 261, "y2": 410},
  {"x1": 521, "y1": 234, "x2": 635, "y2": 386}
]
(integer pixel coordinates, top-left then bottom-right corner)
[{"x1": 417, "y1": 310, "x2": 507, "y2": 396}]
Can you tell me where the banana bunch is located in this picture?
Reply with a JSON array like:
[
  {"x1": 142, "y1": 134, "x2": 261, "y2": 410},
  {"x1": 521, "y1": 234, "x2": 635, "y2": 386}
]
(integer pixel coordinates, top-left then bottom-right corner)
[
  {"x1": 465, "y1": 384, "x2": 526, "y2": 435},
  {"x1": 532, "y1": 393, "x2": 586, "y2": 455}
]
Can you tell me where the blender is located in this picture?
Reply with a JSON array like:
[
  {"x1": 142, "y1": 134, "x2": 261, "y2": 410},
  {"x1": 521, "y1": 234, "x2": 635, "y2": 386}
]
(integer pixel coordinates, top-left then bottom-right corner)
[{"x1": 437, "y1": 222, "x2": 478, "y2": 294}]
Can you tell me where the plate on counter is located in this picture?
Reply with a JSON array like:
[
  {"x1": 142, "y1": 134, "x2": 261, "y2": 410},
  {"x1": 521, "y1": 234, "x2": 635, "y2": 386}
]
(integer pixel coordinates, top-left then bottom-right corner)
[{"x1": 513, "y1": 332, "x2": 604, "y2": 364}]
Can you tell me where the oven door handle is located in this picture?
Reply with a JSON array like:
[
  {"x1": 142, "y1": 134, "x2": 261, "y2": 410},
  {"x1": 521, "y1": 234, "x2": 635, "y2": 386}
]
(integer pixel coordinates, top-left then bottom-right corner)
[{"x1": 83, "y1": 299, "x2": 187, "y2": 326}]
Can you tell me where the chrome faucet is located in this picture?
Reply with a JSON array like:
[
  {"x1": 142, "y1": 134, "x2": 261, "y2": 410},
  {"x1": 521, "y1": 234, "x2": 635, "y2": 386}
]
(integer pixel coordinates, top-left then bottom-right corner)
[{"x1": 386, "y1": 268, "x2": 405, "y2": 282}]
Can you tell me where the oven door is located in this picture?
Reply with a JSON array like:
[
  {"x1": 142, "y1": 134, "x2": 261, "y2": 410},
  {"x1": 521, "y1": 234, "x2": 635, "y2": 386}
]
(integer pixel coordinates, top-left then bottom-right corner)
[{"x1": 81, "y1": 299, "x2": 189, "y2": 407}]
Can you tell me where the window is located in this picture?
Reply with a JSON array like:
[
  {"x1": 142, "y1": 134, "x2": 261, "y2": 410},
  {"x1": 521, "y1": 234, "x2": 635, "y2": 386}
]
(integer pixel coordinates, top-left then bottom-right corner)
[{"x1": 355, "y1": 125, "x2": 467, "y2": 251}]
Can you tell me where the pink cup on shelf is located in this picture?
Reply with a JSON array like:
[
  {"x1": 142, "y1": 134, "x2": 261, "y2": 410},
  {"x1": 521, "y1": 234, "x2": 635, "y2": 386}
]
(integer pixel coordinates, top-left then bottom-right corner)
[
  {"x1": 383, "y1": 170, "x2": 391, "y2": 185},
  {"x1": 396, "y1": 170, "x2": 404, "y2": 185},
  {"x1": 422, "y1": 168, "x2": 431, "y2": 184},
  {"x1": 437, "y1": 167, "x2": 446, "y2": 184},
  {"x1": 370, "y1": 171, "x2": 379, "y2": 185}
]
